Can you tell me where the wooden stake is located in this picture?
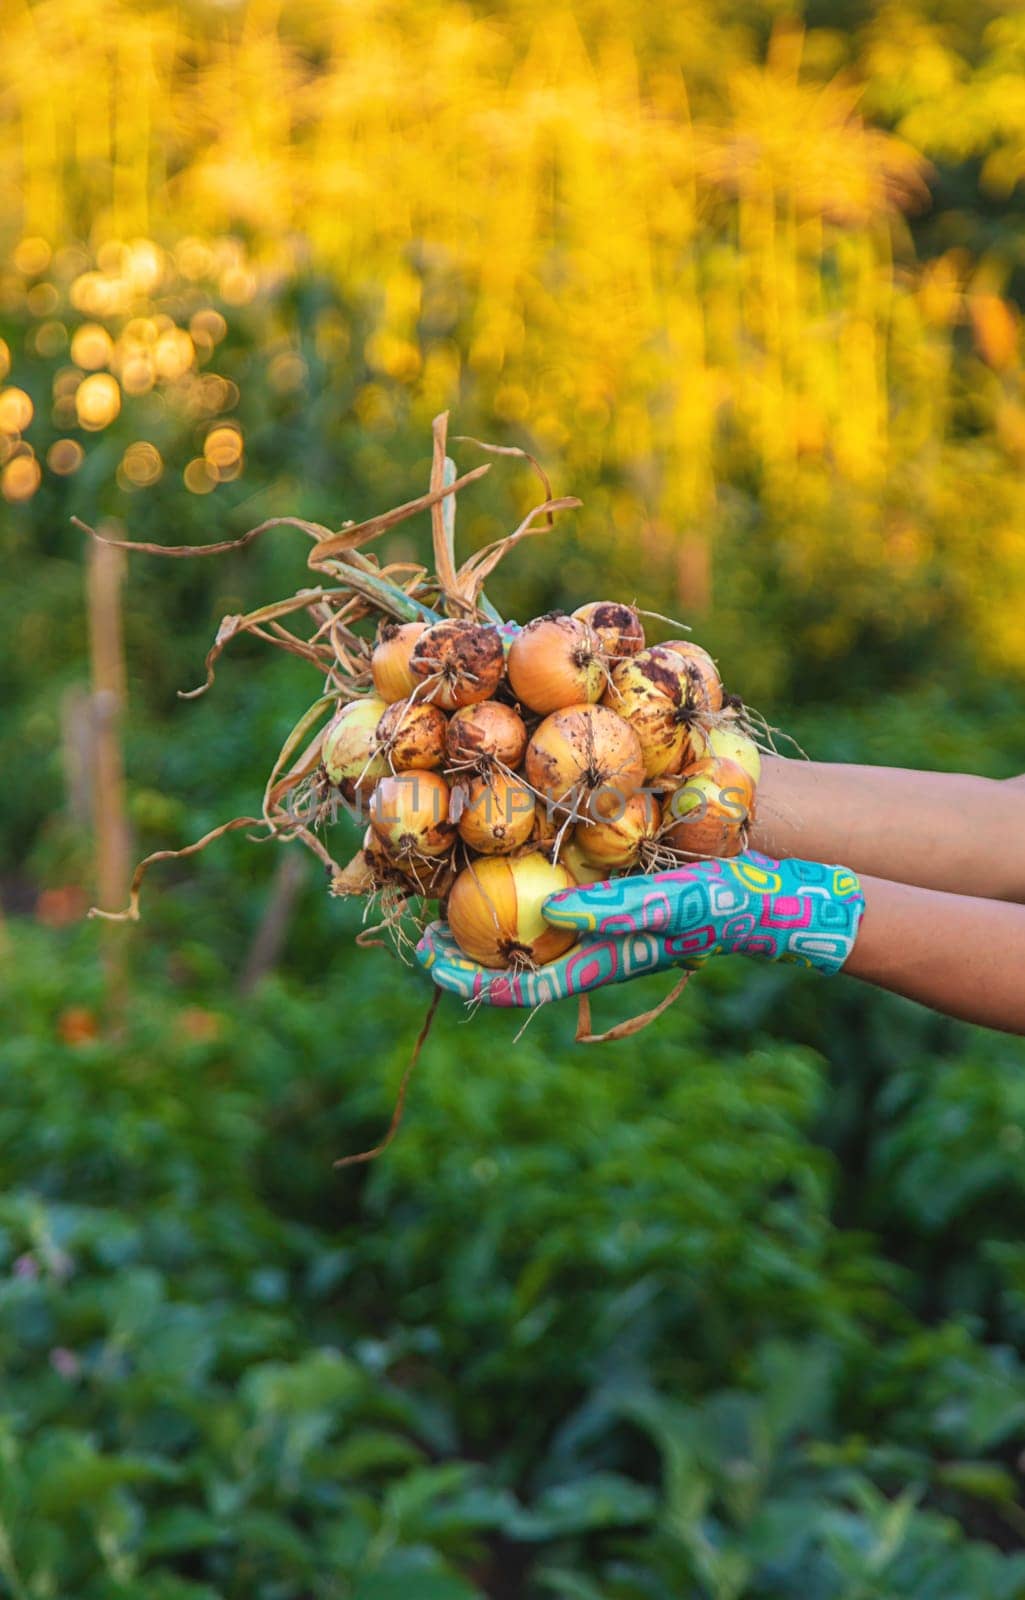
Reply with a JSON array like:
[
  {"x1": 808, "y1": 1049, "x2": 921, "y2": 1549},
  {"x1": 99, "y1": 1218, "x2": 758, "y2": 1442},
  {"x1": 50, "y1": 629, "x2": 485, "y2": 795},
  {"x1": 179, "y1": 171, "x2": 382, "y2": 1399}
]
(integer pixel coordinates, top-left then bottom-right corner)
[{"x1": 86, "y1": 535, "x2": 131, "y2": 918}]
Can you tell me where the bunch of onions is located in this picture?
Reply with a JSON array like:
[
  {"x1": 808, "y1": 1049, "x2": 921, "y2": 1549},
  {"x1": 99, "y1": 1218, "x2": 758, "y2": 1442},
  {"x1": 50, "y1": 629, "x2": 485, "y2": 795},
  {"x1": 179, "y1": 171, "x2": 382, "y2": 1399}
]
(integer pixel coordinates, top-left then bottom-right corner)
[
  {"x1": 456, "y1": 770, "x2": 536, "y2": 854},
  {"x1": 371, "y1": 621, "x2": 429, "y2": 704},
  {"x1": 447, "y1": 852, "x2": 578, "y2": 969},
  {"x1": 661, "y1": 757, "x2": 755, "y2": 859},
  {"x1": 446, "y1": 700, "x2": 527, "y2": 771},
  {"x1": 659, "y1": 639, "x2": 724, "y2": 714},
  {"x1": 369, "y1": 771, "x2": 455, "y2": 859},
  {"x1": 575, "y1": 791, "x2": 662, "y2": 871},
  {"x1": 507, "y1": 613, "x2": 604, "y2": 713},
  {"x1": 376, "y1": 698, "x2": 448, "y2": 771},
  {"x1": 603, "y1": 647, "x2": 699, "y2": 777},
  {"x1": 323, "y1": 696, "x2": 390, "y2": 787},
  {"x1": 410, "y1": 619, "x2": 505, "y2": 711},
  {"x1": 573, "y1": 601, "x2": 645, "y2": 660},
  {"x1": 524, "y1": 703, "x2": 645, "y2": 819}
]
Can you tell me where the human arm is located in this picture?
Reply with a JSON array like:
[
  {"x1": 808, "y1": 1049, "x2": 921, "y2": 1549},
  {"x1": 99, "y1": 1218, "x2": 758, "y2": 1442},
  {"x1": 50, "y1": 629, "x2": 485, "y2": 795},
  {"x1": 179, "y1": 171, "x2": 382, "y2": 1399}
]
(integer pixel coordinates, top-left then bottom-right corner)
[
  {"x1": 751, "y1": 758, "x2": 1025, "y2": 903},
  {"x1": 845, "y1": 874, "x2": 1025, "y2": 1033}
]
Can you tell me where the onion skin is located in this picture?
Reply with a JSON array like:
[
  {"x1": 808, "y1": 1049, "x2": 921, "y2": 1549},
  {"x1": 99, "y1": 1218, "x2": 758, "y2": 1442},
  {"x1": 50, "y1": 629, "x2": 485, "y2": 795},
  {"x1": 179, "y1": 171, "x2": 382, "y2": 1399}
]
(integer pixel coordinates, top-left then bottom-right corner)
[
  {"x1": 507, "y1": 613, "x2": 604, "y2": 714},
  {"x1": 573, "y1": 601, "x2": 645, "y2": 660},
  {"x1": 410, "y1": 619, "x2": 504, "y2": 711},
  {"x1": 369, "y1": 771, "x2": 455, "y2": 858},
  {"x1": 448, "y1": 852, "x2": 578, "y2": 969},
  {"x1": 658, "y1": 640, "x2": 724, "y2": 714},
  {"x1": 446, "y1": 700, "x2": 527, "y2": 769},
  {"x1": 525, "y1": 703, "x2": 645, "y2": 818},
  {"x1": 456, "y1": 771, "x2": 536, "y2": 854},
  {"x1": 376, "y1": 698, "x2": 448, "y2": 771},
  {"x1": 661, "y1": 757, "x2": 754, "y2": 859},
  {"x1": 603, "y1": 647, "x2": 699, "y2": 777},
  {"x1": 323, "y1": 696, "x2": 390, "y2": 785},
  {"x1": 575, "y1": 791, "x2": 662, "y2": 870},
  {"x1": 371, "y1": 621, "x2": 429, "y2": 704}
]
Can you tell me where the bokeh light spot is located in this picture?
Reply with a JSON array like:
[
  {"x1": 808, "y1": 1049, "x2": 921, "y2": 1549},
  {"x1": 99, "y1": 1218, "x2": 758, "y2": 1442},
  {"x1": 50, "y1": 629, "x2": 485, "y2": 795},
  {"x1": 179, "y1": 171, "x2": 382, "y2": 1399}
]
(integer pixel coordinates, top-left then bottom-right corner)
[
  {"x1": 154, "y1": 329, "x2": 195, "y2": 380},
  {"x1": 0, "y1": 387, "x2": 34, "y2": 433},
  {"x1": 2, "y1": 455, "x2": 42, "y2": 501},
  {"x1": 120, "y1": 441, "x2": 163, "y2": 487},
  {"x1": 70, "y1": 324, "x2": 114, "y2": 370},
  {"x1": 47, "y1": 439, "x2": 85, "y2": 476},
  {"x1": 13, "y1": 238, "x2": 51, "y2": 276},
  {"x1": 184, "y1": 457, "x2": 217, "y2": 494},
  {"x1": 190, "y1": 309, "x2": 227, "y2": 345},
  {"x1": 203, "y1": 424, "x2": 243, "y2": 470},
  {"x1": 75, "y1": 373, "x2": 121, "y2": 430}
]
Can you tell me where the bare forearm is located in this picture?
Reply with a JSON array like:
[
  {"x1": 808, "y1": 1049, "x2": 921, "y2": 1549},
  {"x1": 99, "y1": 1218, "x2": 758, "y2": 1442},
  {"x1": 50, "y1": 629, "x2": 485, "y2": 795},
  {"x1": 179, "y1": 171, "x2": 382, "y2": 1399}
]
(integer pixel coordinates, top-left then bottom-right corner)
[
  {"x1": 751, "y1": 758, "x2": 1025, "y2": 902},
  {"x1": 842, "y1": 876, "x2": 1025, "y2": 1034}
]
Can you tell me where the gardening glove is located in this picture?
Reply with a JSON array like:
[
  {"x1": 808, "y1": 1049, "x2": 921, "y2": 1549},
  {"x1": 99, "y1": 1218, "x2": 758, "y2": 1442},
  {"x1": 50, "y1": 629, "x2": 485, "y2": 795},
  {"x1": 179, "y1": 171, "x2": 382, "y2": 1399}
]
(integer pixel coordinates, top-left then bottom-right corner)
[{"x1": 415, "y1": 851, "x2": 865, "y2": 1008}]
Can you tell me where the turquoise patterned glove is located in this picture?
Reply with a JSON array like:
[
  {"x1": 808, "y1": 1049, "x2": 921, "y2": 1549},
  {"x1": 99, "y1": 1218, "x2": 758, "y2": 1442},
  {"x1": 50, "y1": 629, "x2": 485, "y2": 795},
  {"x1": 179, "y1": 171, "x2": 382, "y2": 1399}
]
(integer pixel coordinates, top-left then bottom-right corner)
[{"x1": 415, "y1": 852, "x2": 865, "y2": 1009}]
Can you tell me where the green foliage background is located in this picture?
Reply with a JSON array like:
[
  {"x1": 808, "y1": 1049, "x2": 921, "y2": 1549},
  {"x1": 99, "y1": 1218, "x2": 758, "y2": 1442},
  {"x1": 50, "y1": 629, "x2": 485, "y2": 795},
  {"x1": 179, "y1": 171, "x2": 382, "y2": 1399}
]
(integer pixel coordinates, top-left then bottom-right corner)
[{"x1": 4, "y1": 1, "x2": 1025, "y2": 1596}]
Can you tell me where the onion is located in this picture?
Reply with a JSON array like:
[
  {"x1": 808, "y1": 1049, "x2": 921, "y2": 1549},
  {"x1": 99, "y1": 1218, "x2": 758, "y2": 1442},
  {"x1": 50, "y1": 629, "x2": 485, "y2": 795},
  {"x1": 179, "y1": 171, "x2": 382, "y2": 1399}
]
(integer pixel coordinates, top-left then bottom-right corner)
[
  {"x1": 410, "y1": 619, "x2": 504, "y2": 711},
  {"x1": 376, "y1": 697, "x2": 448, "y2": 771},
  {"x1": 658, "y1": 639, "x2": 724, "y2": 714},
  {"x1": 323, "y1": 696, "x2": 390, "y2": 786},
  {"x1": 446, "y1": 700, "x2": 527, "y2": 770},
  {"x1": 560, "y1": 840, "x2": 607, "y2": 886},
  {"x1": 506, "y1": 613, "x2": 604, "y2": 713},
  {"x1": 448, "y1": 852, "x2": 578, "y2": 969},
  {"x1": 363, "y1": 826, "x2": 455, "y2": 897},
  {"x1": 524, "y1": 703, "x2": 645, "y2": 819},
  {"x1": 685, "y1": 721, "x2": 762, "y2": 785},
  {"x1": 661, "y1": 757, "x2": 754, "y2": 859},
  {"x1": 371, "y1": 621, "x2": 429, "y2": 704},
  {"x1": 575, "y1": 791, "x2": 662, "y2": 871},
  {"x1": 531, "y1": 803, "x2": 559, "y2": 847},
  {"x1": 369, "y1": 771, "x2": 455, "y2": 859},
  {"x1": 603, "y1": 647, "x2": 700, "y2": 776},
  {"x1": 456, "y1": 771, "x2": 536, "y2": 854},
  {"x1": 572, "y1": 601, "x2": 645, "y2": 660}
]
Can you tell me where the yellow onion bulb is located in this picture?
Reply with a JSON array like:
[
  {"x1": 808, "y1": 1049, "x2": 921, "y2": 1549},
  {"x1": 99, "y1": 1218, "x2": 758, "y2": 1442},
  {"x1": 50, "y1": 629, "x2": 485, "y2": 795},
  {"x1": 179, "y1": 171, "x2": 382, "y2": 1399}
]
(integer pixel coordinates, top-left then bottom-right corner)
[
  {"x1": 603, "y1": 646, "x2": 699, "y2": 777},
  {"x1": 363, "y1": 826, "x2": 455, "y2": 897},
  {"x1": 661, "y1": 757, "x2": 754, "y2": 859},
  {"x1": 371, "y1": 621, "x2": 429, "y2": 704},
  {"x1": 410, "y1": 619, "x2": 504, "y2": 711},
  {"x1": 685, "y1": 722, "x2": 762, "y2": 786},
  {"x1": 524, "y1": 703, "x2": 645, "y2": 818},
  {"x1": 369, "y1": 771, "x2": 455, "y2": 859},
  {"x1": 506, "y1": 613, "x2": 604, "y2": 714},
  {"x1": 658, "y1": 639, "x2": 724, "y2": 714},
  {"x1": 575, "y1": 791, "x2": 662, "y2": 871},
  {"x1": 456, "y1": 771, "x2": 536, "y2": 854},
  {"x1": 560, "y1": 840, "x2": 607, "y2": 886},
  {"x1": 323, "y1": 696, "x2": 390, "y2": 786},
  {"x1": 448, "y1": 852, "x2": 577, "y2": 969},
  {"x1": 572, "y1": 601, "x2": 645, "y2": 660},
  {"x1": 376, "y1": 697, "x2": 448, "y2": 771},
  {"x1": 446, "y1": 700, "x2": 527, "y2": 770}
]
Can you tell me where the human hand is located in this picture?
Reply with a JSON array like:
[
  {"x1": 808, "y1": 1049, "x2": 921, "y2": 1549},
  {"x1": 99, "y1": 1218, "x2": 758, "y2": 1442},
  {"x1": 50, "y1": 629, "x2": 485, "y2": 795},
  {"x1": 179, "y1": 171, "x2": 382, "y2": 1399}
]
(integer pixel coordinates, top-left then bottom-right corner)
[{"x1": 415, "y1": 851, "x2": 865, "y2": 1008}]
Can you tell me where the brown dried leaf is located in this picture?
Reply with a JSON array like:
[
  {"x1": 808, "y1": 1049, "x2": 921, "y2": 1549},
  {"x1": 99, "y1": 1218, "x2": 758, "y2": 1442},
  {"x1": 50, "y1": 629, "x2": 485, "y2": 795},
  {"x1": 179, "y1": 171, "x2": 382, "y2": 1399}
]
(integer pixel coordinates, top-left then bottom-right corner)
[
  {"x1": 88, "y1": 815, "x2": 267, "y2": 923},
  {"x1": 308, "y1": 464, "x2": 491, "y2": 563}
]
